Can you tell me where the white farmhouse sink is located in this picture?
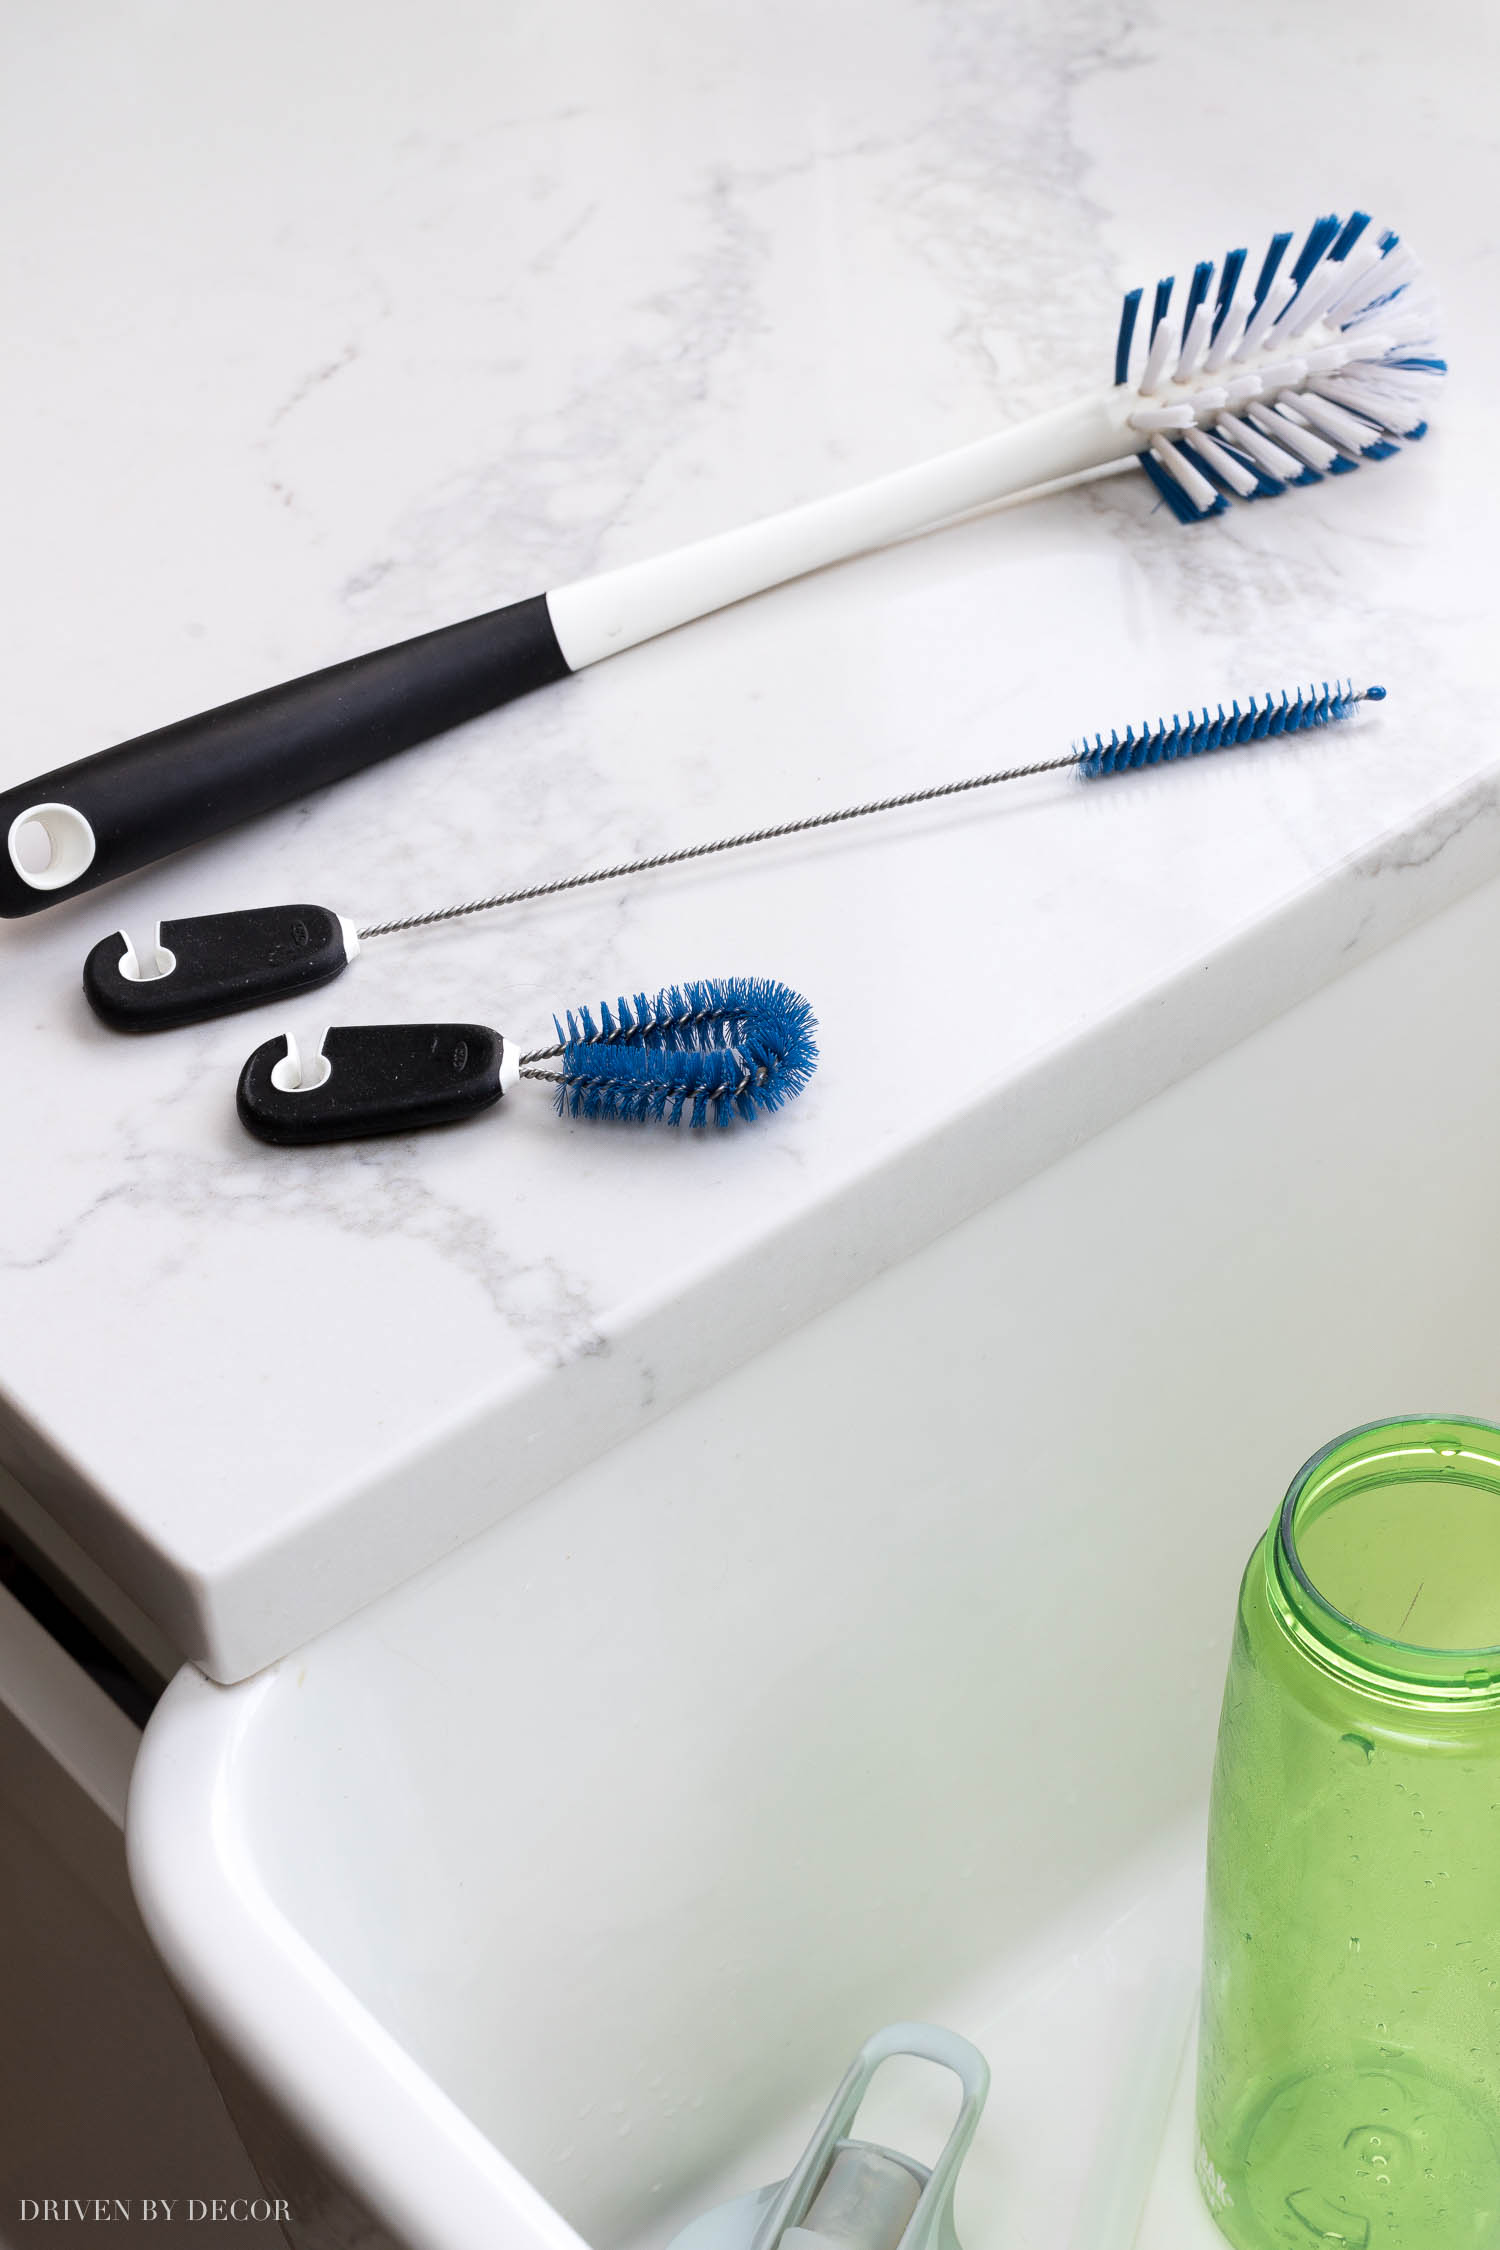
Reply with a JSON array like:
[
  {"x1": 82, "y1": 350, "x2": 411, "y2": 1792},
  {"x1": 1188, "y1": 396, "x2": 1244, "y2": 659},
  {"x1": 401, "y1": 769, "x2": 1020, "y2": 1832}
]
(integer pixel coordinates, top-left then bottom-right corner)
[{"x1": 127, "y1": 874, "x2": 1500, "y2": 2250}]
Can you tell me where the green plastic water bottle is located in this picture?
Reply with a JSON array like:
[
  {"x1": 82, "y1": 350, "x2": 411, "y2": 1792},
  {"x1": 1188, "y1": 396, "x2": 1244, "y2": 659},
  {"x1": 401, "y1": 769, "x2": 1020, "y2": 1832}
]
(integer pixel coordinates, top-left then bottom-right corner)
[{"x1": 1197, "y1": 1416, "x2": 1500, "y2": 2249}]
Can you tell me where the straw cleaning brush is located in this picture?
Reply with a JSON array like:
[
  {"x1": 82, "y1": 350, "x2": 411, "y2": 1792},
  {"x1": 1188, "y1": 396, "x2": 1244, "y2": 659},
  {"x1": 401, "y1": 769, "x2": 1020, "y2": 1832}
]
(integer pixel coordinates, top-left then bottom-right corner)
[
  {"x1": 3, "y1": 213, "x2": 1438, "y2": 916},
  {"x1": 84, "y1": 679, "x2": 1386, "y2": 1031},
  {"x1": 235, "y1": 975, "x2": 819, "y2": 1146}
]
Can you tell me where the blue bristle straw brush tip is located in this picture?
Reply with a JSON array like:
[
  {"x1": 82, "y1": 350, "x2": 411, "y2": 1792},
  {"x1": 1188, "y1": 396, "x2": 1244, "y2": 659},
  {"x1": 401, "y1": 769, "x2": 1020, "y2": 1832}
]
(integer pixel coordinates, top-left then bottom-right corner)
[
  {"x1": 1074, "y1": 680, "x2": 1383, "y2": 780},
  {"x1": 548, "y1": 977, "x2": 818, "y2": 1129}
]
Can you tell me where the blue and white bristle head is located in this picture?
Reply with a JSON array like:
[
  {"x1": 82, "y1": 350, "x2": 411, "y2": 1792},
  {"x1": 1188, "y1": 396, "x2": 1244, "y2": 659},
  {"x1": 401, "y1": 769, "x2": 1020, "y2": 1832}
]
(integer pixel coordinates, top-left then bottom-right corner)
[
  {"x1": 1112, "y1": 214, "x2": 1442, "y2": 521},
  {"x1": 550, "y1": 976, "x2": 818, "y2": 1128},
  {"x1": 1075, "y1": 680, "x2": 1383, "y2": 779}
]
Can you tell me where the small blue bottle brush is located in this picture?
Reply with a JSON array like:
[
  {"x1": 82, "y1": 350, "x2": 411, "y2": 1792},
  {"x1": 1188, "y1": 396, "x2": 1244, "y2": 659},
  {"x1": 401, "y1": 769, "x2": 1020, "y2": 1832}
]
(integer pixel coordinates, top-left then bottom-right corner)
[
  {"x1": 235, "y1": 977, "x2": 819, "y2": 1146},
  {"x1": 85, "y1": 678, "x2": 1386, "y2": 1039}
]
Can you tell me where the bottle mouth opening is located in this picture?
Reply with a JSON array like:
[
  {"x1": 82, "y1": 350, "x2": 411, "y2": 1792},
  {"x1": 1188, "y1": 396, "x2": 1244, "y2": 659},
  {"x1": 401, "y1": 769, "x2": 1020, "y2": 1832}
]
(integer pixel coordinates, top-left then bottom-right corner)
[{"x1": 1274, "y1": 1415, "x2": 1500, "y2": 1698}]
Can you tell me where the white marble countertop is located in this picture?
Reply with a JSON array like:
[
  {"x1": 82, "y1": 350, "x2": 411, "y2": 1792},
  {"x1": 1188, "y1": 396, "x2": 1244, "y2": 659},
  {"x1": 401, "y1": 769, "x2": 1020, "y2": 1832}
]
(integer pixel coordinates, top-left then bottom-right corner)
[{"x1": 1, "y1": 0, "x2": 1496, "y2": 1681}]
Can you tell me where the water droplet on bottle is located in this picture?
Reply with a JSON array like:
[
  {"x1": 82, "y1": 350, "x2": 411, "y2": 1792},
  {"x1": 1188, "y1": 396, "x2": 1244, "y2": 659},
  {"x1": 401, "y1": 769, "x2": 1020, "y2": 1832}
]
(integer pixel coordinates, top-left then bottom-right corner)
[
  {"x1": 1345, "y1": 2123, "x2": 1412, "y2": 2179},
  {"x1": 1340, "y1": 1733, "x2": 1375, "y2": 1762}
]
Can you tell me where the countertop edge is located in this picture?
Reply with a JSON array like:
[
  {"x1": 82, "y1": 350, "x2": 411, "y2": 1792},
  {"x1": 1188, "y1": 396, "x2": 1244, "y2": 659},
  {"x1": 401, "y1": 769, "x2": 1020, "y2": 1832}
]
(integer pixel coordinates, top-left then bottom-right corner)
[{"x1": 104, "y1": 759, "x2": 1500, "y2": 1680}]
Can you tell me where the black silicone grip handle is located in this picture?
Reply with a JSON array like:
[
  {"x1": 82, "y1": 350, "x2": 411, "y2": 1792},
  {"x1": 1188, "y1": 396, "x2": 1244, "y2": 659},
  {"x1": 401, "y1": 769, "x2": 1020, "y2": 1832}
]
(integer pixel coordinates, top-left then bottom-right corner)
[
  {"x1": 238, "y1": 1023, "x2": 508, "y2": 1145},
  {"x1": 0, "y1": 593, "x2": 570, "y2": 919},
  {"x1": 83, "y1": 904, "x2": 353, "y2": 1031}
]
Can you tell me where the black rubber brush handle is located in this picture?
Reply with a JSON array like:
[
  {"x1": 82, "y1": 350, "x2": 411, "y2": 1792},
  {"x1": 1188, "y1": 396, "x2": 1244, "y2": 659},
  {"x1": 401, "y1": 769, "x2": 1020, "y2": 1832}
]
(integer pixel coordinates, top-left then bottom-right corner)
[
  {"x1": 82, "y1": 904, "x2": 354, "y2": 1031},
  {"x1": 0, "y1": 593, "x2": 570, "y2": 919},
  {"x1": 238, "y1": 1023, "x2": 509, "y2": 1145}
]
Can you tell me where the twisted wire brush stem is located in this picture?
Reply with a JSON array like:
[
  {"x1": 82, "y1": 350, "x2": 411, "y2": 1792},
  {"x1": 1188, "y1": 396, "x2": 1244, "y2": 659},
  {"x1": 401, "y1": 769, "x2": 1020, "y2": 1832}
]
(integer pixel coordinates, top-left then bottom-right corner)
[
  {"x1": 358, "y1": 682, "x2": 1382, "y2": 946},
  {"x1": 516, "y1": 1058, "x2": 759, "y2": 1099},
  {"x1": 358, "y1": 753, "x2": 1078, "y2": 943},
  {"x1": 519, "y1": 994, "x2": 744, "y2": 1072}
]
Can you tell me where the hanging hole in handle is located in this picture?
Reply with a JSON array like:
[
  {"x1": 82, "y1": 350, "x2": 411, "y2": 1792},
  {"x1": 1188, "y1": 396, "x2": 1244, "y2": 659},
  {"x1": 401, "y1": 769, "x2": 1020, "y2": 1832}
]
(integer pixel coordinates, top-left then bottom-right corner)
[
  {"x1": 270, "y1": 1033, "x2": 332, "y2": 1094},
  {"x1": 8, "y1": 803, "x2": 97, "y2": 891},
  {"x1": 13, "y1": 821, "x2": 52, "y2": 875},
  {"x1": 117, "y1": 927, "x2": 178, "y2": 983}
]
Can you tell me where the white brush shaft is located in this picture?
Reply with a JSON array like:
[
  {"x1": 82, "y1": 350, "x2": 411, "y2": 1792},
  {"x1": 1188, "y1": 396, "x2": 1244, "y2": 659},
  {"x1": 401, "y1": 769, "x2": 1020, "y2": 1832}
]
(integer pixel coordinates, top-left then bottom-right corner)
[{"x1": 546, "y1": 392, "x2": 1131, "y2": 670}]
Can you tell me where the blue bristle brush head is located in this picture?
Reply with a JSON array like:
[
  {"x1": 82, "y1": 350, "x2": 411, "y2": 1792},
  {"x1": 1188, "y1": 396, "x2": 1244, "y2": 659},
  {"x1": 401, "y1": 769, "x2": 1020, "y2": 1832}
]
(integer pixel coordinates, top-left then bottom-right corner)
[
  {"x1": 1076, "y1": 680, "x2": 1383, "y2": 780},
  {"x1": 1113, "y1": 209, "x2": 1443, "y2": 522},
  {"x1": 550, "y1": 977, "x2": 818, "y2": 1128}
]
